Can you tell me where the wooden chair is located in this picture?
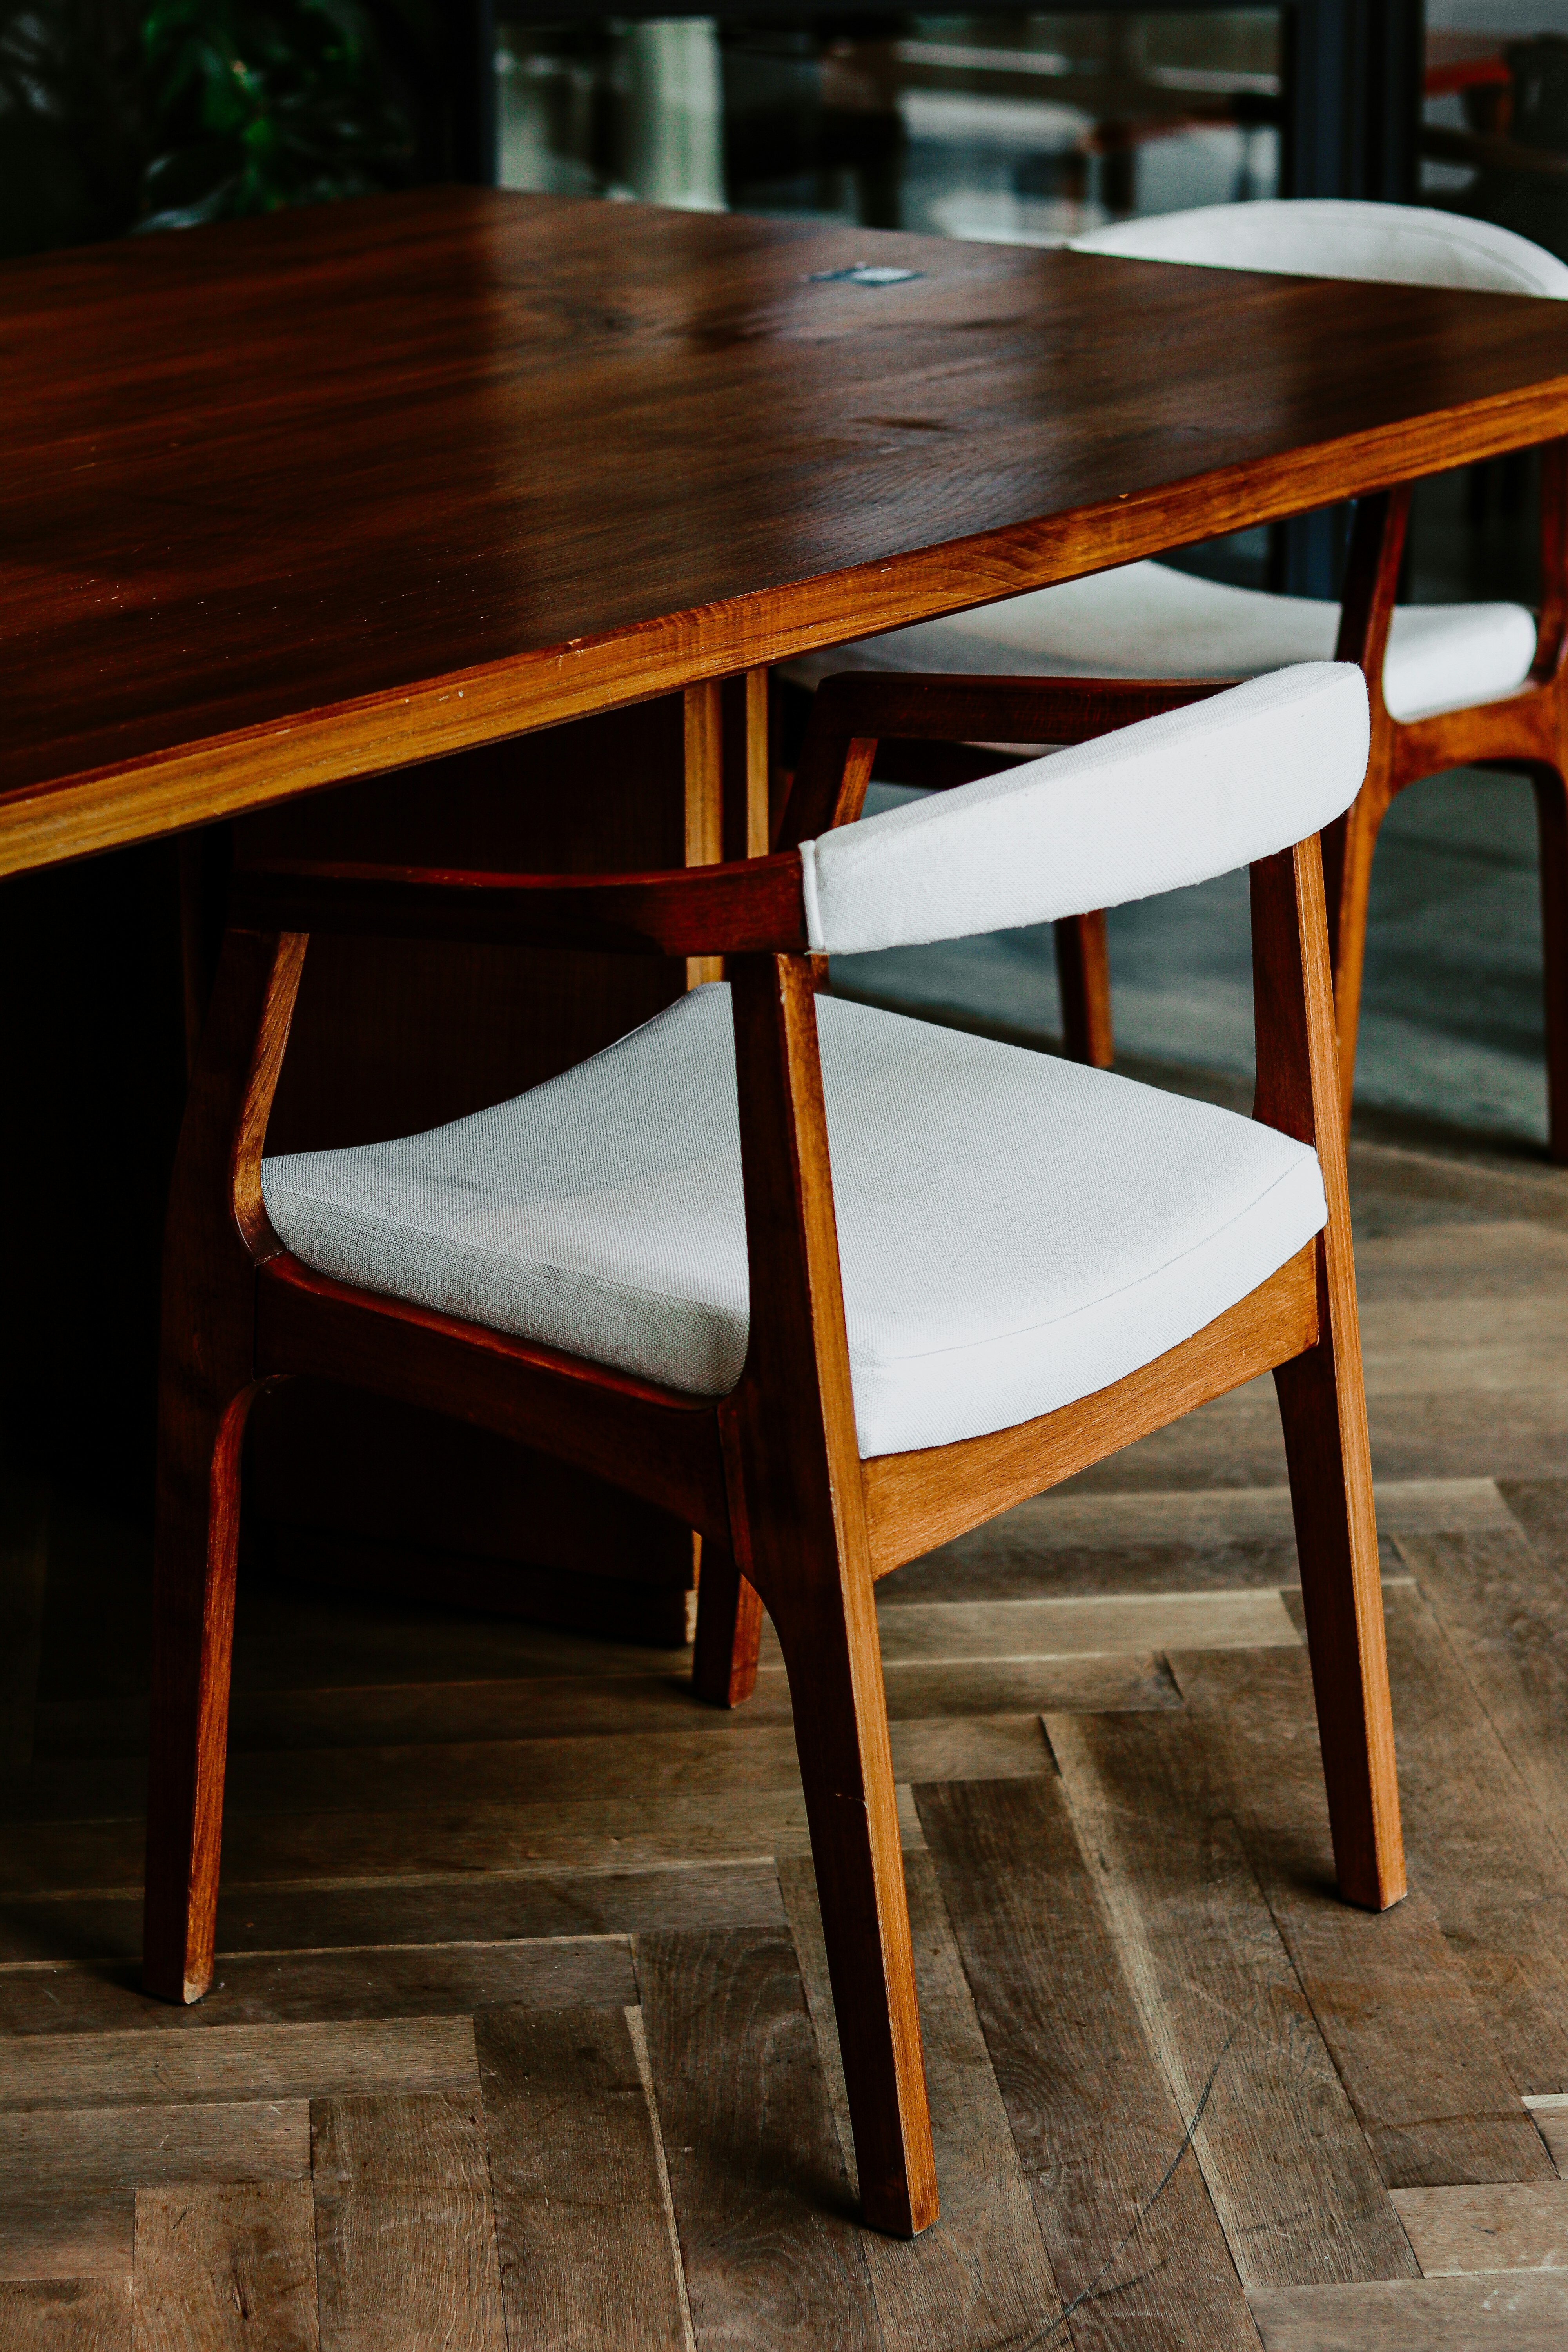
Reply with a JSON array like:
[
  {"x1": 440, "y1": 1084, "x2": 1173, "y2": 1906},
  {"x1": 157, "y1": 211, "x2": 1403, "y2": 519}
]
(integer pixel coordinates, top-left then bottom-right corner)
[
  {"x1": 143, "y1": 661, "x2": 1404, "y2": 2240},
  {"x1": 783, "y1": 201, "x2": 1568, "y2": 1159}
]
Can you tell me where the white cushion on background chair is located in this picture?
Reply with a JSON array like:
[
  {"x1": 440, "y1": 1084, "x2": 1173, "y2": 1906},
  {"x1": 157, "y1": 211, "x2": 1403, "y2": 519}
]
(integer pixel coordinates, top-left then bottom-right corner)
[
  {"x1": 1069, "y1": 199, "x2": 1568, "y2": 299},
  {"x1": 800, "y1": 664, "x2": 1368, "y2": 957},
  {"x1": 261, "y1": 985, "x2": 1326, "y2": 1461},
  {"x1": 781, "y1": 560, "x2": 1538, "y2": 727}
]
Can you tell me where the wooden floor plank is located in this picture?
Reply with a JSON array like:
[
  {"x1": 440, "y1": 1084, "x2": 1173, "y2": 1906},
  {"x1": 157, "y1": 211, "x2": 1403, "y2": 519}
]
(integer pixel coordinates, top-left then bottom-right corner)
[
  {"x1": 634, "y1": 1926, "x2": 884, "y2": 2349},
  {"x1": 475, "y1": 2004, "x2": 690, "y2": 2350},
  {"x1": 1249, "y1": 2273, "x2": 1568, "y2": 2348},
  {"x1": 0, "y1": 2016, "x2": 477, "y2": 2110},
  {"x1": 1501, "y1": 1480, "x2": 1568, "y2": 1577},
  {"x1": 37, "y1": 1652, "x2": 1179, "y2": 1759},
  {"x1": 1048, "y1": 1713, "x2": 1417, "y2": 2286},
  {"x1": 1392, "y1": 2183, "x2": 1568, "y2": 2276},
  {"x1": 1359, "y1": 1297, "x2": 1568, "y2": 1389},
  {"x1": 778, "y1": 1849, "x2": 1063, "y2": 2350},
  {"x1": 1523, "y1": 2096, "x2": 1568, "y2": 2171},
  {"x1": 1173, "y1": 1633, "x2": 1568, "y2": 2165},
  {"x1": 916, "y1": 1775, "x2": 1261, "y2": 2352},
  {"x1": 312, "y1": 2091, "x2": 506, "y2": 2352},
  {"x1": 0, "y1": 1861, "x2": 788, "y2": 1970},
  {"x1": 0, "y1": 1702, "x2": 1115, "y2": 1828},
  {"x1": 1351, "y1": 1222, "x2": 1568, "y2": 1299},
  {"x1": 897, "y1": 1479, "x2": 1508, "y2": 1603},
  {"x1": 4, "y1": 1722, "x2": 824, "y2": 1826},
  {"x1": 868, "y1": 1590, "x2": 1298, "y2": 1664},
  {"x1": 0, "y1": 1938, "x2": 635, "y2": 2036},
  {"x1": 0, "y1": 2100, "x2": 308, "y2": 2281},
  {"x1": 1363, "y1": 1583, "x2": 1568, "y2": 2098},
  {"x1": 0, "y1": 2278, "x2": 132, "y2": 2352},
  {"x1": 1067, "y1": 1377, "x2": 1568, "y2": 1493},
  {"x1": 1346, "y1": 1142, "x2": 1568, "y2": 1238},
  {"x1": 1395, "y1": 1522, "x2": 1568, "y2": 1877},
  {"x1": 0, "y1": 1789, "x2": 813, "y2": 1897},
  {"x1": 132, "y1": 2182, "x2": 318, "y2": 2352}
]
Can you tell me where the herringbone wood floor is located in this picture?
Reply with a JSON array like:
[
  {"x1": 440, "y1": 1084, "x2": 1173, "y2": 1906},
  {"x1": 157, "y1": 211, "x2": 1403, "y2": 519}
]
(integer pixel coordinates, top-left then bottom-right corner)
[{"x1": 4, "y1": 1131, "x2": 1568, "y2": 2350}]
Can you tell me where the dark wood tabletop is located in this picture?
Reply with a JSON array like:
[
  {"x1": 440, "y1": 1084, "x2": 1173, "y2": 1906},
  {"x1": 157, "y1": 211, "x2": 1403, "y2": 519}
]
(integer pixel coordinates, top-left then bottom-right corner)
[{"x1": 7, "y1": 183, "x2": 1568, "y2": 873}]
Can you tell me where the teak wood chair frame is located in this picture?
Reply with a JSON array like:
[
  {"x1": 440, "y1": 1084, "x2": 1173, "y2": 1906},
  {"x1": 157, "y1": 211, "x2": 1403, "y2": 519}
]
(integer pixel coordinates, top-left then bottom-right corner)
[
  {"x1": 1011, "y1": 465, "x2": 1568, "y2": 1152},
  {"x1": 145, "y1": 673, "x2": 1405, "y2": 2241}
]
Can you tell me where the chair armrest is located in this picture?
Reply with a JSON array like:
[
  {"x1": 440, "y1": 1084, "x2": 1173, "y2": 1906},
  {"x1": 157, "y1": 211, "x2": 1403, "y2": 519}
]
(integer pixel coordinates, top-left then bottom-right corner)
[
  {"x1": 780, "y1": 673, "x2": 1234, "y2": 845},
  {"x1": 795, "y1": 666, "x2": 1372, "y2": 958},
  {"x1": 229, "y1": 853, "x2": 809, "y2": 956}
]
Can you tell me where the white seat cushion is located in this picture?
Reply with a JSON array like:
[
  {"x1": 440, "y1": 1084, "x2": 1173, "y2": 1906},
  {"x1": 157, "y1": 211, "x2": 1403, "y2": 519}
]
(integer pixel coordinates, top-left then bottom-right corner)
[
  {"x1": 781, "y1": 559, "x2": 1537, "y2": 727},
  {"x1": 261, "y1": 985, "x2": 1326, "y2": 1461}
]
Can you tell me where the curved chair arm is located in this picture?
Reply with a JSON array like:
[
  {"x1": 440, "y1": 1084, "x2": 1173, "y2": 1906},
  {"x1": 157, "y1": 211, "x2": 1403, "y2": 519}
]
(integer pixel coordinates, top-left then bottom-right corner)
[
  {"x1": 229, "y1": 849, "x2": 810, "y2": 958},
  {"x1": 795, "y1": 664, "x2": 1371, "y2": 959}
]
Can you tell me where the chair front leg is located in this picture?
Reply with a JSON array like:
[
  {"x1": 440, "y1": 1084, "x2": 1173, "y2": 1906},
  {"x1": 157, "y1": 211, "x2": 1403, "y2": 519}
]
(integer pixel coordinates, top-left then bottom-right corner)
[
  {"x1": 143, "y1": 926, "x2": 306, "y2": 2003},
  {"x1": 726, "y1": 951, "x2": 936, "y2": 2236},
  {"x1": 1252, "y1": 844, "x2": 1405, "y2": 1912},
  {"x1": 764, "y1": 1525, "x2": 931, "y2": 2232}
]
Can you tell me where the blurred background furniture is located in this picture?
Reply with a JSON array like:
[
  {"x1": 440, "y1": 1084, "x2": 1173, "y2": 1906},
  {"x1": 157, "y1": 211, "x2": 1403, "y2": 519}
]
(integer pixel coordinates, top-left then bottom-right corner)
[{"x1": 784, "y1": 201, "x2": 1568, "y2": 1159}]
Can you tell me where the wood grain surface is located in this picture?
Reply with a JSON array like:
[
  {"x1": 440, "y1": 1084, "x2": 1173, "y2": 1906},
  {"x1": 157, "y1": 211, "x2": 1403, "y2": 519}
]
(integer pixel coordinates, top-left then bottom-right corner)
[
  {"x1": 917, "y1": 1775, "x2": 1263, "y2": 2352},
  {"x1": 475, "y1": 2004, "x2": 690, "y2": 2351},
  {"x1": 634, "y1": 1926, "x2": 883, "y2": 2345},
  {"x1": 1391, "y1": 2182, "x2": 1568, "y2": 2276},
  {"x1": 1048, "y1": 1715, "x2": 1418, "y2": 2287},
  {"x1": 1138, "y1": 1650, "x2": 1552, "y2": 2190},
  {"x1": 311, "y1": 2091, "x2": 506, "y2": 2352},
  {"x1": 1250, "y1": 2274, "x2": 1568, "y2": 2348},
  {"x1": 0, "y1": 2279, "x2": 132, "y2": 2352},
  {"x1": 8, "y1": 187, "x2": 1568, "y2": 867},
  {"x1": 131, "y1": 2182, "x2": 318, "y2": 2352},
  {"x1": 777, "y1": 1850, "x2": 1063, "y2": 2350},
  {"x1": 0, "y1": 2099, "x2": 308, "y2": 2279}
]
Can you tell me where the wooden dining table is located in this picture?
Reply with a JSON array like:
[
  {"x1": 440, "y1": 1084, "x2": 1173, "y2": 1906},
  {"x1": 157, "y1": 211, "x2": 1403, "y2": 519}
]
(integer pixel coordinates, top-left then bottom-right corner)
[{"x1": 7, "y1": 183, "x2": 1568, "y2": 1634}]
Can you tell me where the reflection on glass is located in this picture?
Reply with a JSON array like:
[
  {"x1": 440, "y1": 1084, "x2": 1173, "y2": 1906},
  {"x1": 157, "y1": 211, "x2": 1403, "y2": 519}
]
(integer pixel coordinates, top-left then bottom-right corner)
[
  {"x1": 1423, "y1": 7, "x2": 1568, "y2": 260},
  {"x1": 495, "y1": 11, "x2": 1283, "y2": 242}
]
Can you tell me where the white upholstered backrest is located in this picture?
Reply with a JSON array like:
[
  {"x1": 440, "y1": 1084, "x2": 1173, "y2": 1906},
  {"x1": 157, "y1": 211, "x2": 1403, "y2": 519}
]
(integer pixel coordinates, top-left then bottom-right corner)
[
  {"x1": 1069, "y1": 199, "x2": 1568, "y2": 299},
  {"x1": 799, "y1": 664, "x2": 1370, "y2": 957}
]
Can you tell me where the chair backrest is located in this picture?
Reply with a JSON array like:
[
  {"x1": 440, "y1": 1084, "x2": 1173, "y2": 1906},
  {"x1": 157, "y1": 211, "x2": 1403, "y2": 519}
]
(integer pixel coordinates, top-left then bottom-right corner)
[
  {"x1": 799, "y1": 664, "x2": 1370, "y2": 957},
  {"x1": 1069, "y1": 198, "x2": 1568, "y2": 299}
]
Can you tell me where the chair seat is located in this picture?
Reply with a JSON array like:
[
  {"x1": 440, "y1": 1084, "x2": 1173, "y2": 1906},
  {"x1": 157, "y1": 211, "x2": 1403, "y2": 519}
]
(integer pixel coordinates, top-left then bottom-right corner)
[
  {"x1": 783, "y1": 559, "x2": 1538, "y2": 727},
  {"x1": 261, "y1": 987, "x2": 1326, "y2": 1461}
]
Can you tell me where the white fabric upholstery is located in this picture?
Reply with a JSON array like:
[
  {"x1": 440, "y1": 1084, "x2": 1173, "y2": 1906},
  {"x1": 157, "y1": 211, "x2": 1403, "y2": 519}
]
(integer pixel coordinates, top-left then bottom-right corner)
[
  {"x1": 261, "y1": 985, "x2": 1326, "y2": 1460},
  {"x1": 782, "y1": 559, "x2": 1539, "y2": 727},
  {"x1": 785, "y1": 201, "x2": 1557, "y2": 726},
  {"x1": 1069, "y1": 199, "x2": 1568, "y2": 299},
  {"x1": 799, "y1": 664, "x2": 1368, "y2": 957}
]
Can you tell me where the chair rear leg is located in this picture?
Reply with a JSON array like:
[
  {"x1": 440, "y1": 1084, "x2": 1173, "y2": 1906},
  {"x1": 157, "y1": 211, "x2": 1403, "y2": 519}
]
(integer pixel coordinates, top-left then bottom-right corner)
[
  {"x1": 1321, "y1": 771, "x2": 1391, "y2": 1133},
  {"x1": 1534, "y1": 760, "x2": 1568, "y2": 1165},
  {"x1": 771, "y1": 1564, "x2": 936, "y2": 2237},
  {"x1": 691, "y1": 1540, "x2": 763, "y2": 1707},
  {"x1": 1274, "y1": 1331, "x2": 1405, "y2": 1911},
  {"x1": 143, "y1": 1387, "x2": 252, "y2": 2004},
  {"x1": 1055, "y1": 910, "x2": 1114, "y2": 1068}
]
